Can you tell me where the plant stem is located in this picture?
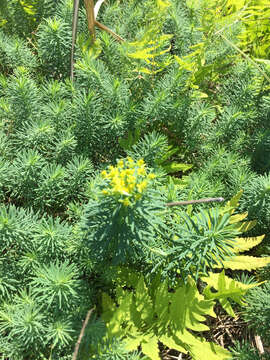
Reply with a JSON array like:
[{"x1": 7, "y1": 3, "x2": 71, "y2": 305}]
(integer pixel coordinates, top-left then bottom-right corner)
[
  {"x1": 72, "y1": 308, "x2": 94, "y2": 360},
  {"x1": 166, "y1": 197, "x2": 225, "y2": 207}
]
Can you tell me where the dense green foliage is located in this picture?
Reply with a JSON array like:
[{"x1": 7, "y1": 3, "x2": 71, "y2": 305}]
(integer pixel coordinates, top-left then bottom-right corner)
[
  {"x1": 0, "y1": 0, "x2": 270, "y2": 359},
  {"x1": 244, "y1": 282, "x2": 270, "y2": 346}
]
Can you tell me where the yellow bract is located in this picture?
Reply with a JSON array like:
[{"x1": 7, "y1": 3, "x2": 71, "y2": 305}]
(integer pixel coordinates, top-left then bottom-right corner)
[
  {"x1": 137, "y1": 180, "x2": 148, "y2": 193},
  {"x1": 101, "y1": 158, "x2": 155, "y2": 206}
]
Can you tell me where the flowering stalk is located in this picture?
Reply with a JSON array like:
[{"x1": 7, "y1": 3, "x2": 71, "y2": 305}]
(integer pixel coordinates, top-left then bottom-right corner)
[
  {"x1": 81, "y1": 157, "x2": 164, "y2": 266},
  {"x1": 100, "y1": 157, "x2": 156, "y2": 207}
]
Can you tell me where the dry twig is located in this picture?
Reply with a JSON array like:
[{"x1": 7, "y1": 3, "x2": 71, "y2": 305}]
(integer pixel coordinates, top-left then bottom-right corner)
[
  {"x1": 72, "y1": 308, "x2": 94, "y2": 360},
  {"x1": 255, "y1": 335, "x2": 265, "y2": 355},
  {"x1": 166, "y1": 197, "x2": 224, "y2": 207}
]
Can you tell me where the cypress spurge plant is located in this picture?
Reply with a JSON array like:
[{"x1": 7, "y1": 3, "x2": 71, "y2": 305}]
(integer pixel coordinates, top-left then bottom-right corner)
[
  {"x1": 244, "y1": 281, "x2": 270, "y2": 347},
  {"x1": 81, "y1": 157, "x2": 163, "y2": 267}
]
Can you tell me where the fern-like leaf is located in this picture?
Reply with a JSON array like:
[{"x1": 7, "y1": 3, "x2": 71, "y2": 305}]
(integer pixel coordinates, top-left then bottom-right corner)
[
  {"x1": 202, "y1": 270, "x2": 259, "y2": 317},
  {"x1": 222, "y1": 255, "x2": 270, "y2": 271},
  {"x1": 229, "y1": 235, "x2": 265, "y2": 253}
]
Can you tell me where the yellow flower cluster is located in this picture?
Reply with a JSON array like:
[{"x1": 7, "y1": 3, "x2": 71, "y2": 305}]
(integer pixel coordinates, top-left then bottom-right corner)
[{"x1": 101, "y1": 157, "x2": 155, "y2": 206}]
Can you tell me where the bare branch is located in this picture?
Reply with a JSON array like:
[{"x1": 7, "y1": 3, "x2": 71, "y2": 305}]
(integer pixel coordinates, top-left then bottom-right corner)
[
  {"x1": 72, "y1": 308, "x2": 94, "y2": 360},
  {"x1": 95, "y1": 20, "x2": 124, "y2": 42},
  {"x1": 255, "y1": 335, "x2": 265, "y2": 355},
  {"x1": 71, "y1": 0, "x2": 80, "y2": 81},
  {"x1": 166, "y1": 197, "x2": 225, "y2": 207},
  {"x1": 84, "y1": 0, "x2": 96, "y2": 42}
]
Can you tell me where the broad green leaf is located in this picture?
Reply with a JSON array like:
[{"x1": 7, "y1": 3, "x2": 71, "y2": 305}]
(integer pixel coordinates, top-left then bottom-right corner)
[
  {"x1": 141, "y1": 335, "x2": 160, "y2": 360},
  {"x1": 202, "y1": 271, "x2": 260, "y2": 316},
  {"x1": 202, "y1": 270, "x2": 259, "y2": 292},
  {"x1": 125, "y1": 330, "x2": 145, "y2": 351},
  {"x1": 104, "y1": 292, "x2": 133, "y2": 337},
  {"x1": 170, "y1": 278, "x2": 215, "y2": 332},
  {"x1": 185, "y1": 331, "x2": 231, "y2": 360},
  {"x1": 102, "y1": 273, "x2": 231, "y2": 359},
  {"x1": 157, "y1": 0, "x2": 171, "y2": 10},
  {"x1": 175, "y1": 55, "x2": 195, "y2": 71},
  {"x1": 20, "y1": 0, "x2": 36, "y2": 15},
  {"x1": 119, "y1": 129, "x2": 141, "y2": 151},
  {"x1": 130, "y1": 300, "x2": 142, "y2": 329},
  {"x1": 135, "y1": 67, "x2": 159, "y2": 74},
  {"x1": 135, "y1": 277, "x2": 154, "y2": 324},
  {"x1": 173, "y1": 329, "x2": 231, "y2": 360},
  {"x1": 154, "y1": 281, "x2": 171, "y2": 330},
  {"x1": 162, "y1": 162, "x2": 193, "y2": 174},
  {"x1": 227, "y1": 0, "x2": 245, "y2": 11},
  {"x1": 77, "y1": 35, "x2": 102, "y2": 58},
  {"x1": 191, "y1": 90, "x2": 209, "y2": 98},
  {"x1": 116, "y1": 267, "x2": 141, "y2": 288},
  {"x1": 128, "y1": 48, "x2": 158, "y2": 60},
  {"x1": 157, "y1": 146, "x2": 180, "y2": 163},
  {"x1": 219, "y1": 298, "x2": 235, "y2": 317},
  {"x1": 160, "y1": 334, "x2": 187, "y2": 354},
  {"x1": 101, "y1": 293, "x2": 116, "y2": 322}
]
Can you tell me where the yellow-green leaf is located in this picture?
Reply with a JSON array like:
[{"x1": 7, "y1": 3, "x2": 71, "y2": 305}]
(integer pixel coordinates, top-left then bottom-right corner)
[
  {"x1": 125, "y1": 330, "x2": 145, "y2": 351},
  {"x1": 223, "y1": 255, "x2": 270, "y2": 271},
  {"x1": 225, "y1": 190, "x2": 243, "y2": 213},
  {"x1": 135, "y1": 276, "x2": 154, "y2": 323},
  {"x1": 235, "y1": 220, "x2": 257, "y2": 233},
  {"x1": 190, "y1": 337, "x2": 231, "y2": 360},
  {"x1": 160, "y1": 334, "x2": 187, "y2": 354},
  {"x1": 157, "y1": 0, "x2": 171, "y2": 10},
  {"x1": 20, "y1": 1, "x2": 36, "y2": 15},
  {"x1": 101, "y1": 293, "x2": 116, "y2": 322},
  {"x1": 170, "y1": 277, "x2": 215, "y2": 332},
  {"x1": 202, "y1": 271, "x2": 259, "y2": 316},
  {"x1": 177, "y1": 329, "x2": 231, "y2": 360},
  {"x1": 229, "y1": 235, "x2": 265, "y2": 253},
  {"x1": 141, "y1": 335, "x2": 160, "y2": 360},
  {"x1": 174, "y1": 55, "x2": 195, "y2": 71},
  {"x1": 229, "y1": 212, "x2": 248, "y2": 224},
  {"x1": 162, "y1": 162, "x2": 193, "y2": 173}
]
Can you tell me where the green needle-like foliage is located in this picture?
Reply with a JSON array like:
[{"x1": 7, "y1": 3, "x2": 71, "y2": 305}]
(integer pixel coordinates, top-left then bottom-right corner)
[
  {"x1": 37, "y1": 17, "x2": 72, "y2": 78},
  {"x1": 167, "y1": 209, "x2": 240, "y2": 279},
  {"x1": 0, "y1": 205, "x2": 36, "y2": 248},
  {"x1": 31, "y1": 262, "x2": 80, "y2": 309},
  {"x1": 0, "y1": 32, "x2": 37, "y2": 73},
  {"x1": 241, "y1": 173, "x2": 270, "y2": 232},
  {"x1": 230, "y1": 341, "x2": 269, "y2": 360},
  {"x1": 244, "y1": 281, "x2": 270, "y2": 346}
]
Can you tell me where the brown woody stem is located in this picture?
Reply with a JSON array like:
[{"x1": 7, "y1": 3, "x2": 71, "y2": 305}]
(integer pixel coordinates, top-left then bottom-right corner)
[
  {"x1": 95, "y1": 20, "x2": 125, "y2": 42},
  {"x1": 166, "y1": 197, "x2": 225, "y2": 207},
  {"x1": 71, "y1": 0, "x2": 80, "y2": 81},
  {"x1": 84, "y1": 0, "x2": 96, "y2": 42},
  {"x1": 72, "y1": 308, "x2": 94, "y2": 360}
]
